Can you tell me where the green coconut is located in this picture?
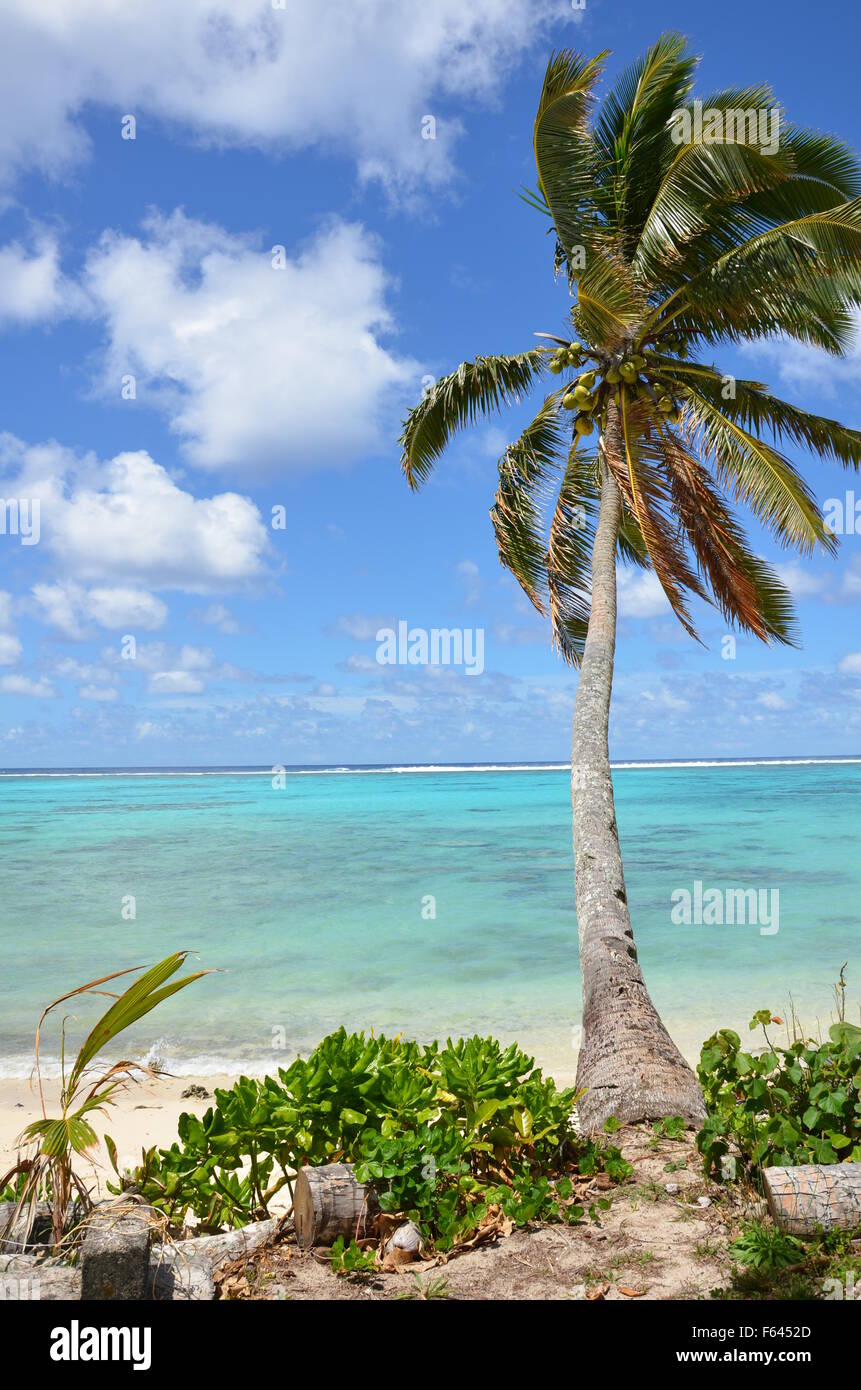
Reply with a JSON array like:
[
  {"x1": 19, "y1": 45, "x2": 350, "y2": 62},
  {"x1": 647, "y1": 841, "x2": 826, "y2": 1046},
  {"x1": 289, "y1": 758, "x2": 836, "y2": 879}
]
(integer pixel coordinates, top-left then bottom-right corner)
[
  {"x1": 605, "y1": 366, "x2": 621, "y2": 383},
  {"x1": 548, "y1": 360, "x2": 563, "y2": 374},
  {"x1": 574, "y1": 414, "x2": 594, "y2": 436},
  {"x1": 562, "y1": 392, "x2": 578, "y2": 410}
]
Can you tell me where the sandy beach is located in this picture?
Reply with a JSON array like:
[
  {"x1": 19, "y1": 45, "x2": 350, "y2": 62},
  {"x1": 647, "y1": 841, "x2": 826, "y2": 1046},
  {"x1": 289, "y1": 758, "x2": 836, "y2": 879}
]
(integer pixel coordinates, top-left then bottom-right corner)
[{"x1": 0, "y1": 1072, "x2": 241, "y2": 1196}]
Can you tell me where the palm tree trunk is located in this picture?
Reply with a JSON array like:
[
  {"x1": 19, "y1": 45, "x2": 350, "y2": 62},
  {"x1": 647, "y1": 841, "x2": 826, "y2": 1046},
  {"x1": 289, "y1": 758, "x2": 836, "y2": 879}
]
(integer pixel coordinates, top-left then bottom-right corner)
[{"x1": 572, "y1": 410, "x2": 705, "y2": 1133}]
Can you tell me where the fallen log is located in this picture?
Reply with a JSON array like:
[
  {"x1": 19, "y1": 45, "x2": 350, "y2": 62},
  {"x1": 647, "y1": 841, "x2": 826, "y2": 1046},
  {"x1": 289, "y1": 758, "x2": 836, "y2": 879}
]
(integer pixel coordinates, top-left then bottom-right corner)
[
  {"x1": 294, "y1": 1163, "x2": 379, "y2": 1249},
  {"x1": 763, "y1": 1163, "x2": 861, "y2": 1236}
]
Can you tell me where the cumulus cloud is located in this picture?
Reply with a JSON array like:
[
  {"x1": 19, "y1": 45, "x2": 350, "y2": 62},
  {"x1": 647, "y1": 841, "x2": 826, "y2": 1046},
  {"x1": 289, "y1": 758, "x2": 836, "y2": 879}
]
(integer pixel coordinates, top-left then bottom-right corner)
[
  {"x1": 617, "y1": 569, "x2": 672, "y2": 620},
  {"x1": 82, "y1": 212, "x2": 417, "y2": 474},
  {"x1": 0, "y1": 435, "x2": 271, "y2": 591},
  {"x1": 148, "y1": 670, "x2": 205, "y2": 695},
  {"x1": 0, "y1": 674, "x2": 55, "y2": 698},
  {"x1": 0, "y1": 231, "x2": 86, "y2": 325},
  {"x1": 0, "y1": 1, "x2": 563, "y2": 194},
  {"x1": 0, "y1": 632, "x2": 22, "y2": 665},
  {"x1": 31, "y1": 582, "x2": 167, "y2": 638}
]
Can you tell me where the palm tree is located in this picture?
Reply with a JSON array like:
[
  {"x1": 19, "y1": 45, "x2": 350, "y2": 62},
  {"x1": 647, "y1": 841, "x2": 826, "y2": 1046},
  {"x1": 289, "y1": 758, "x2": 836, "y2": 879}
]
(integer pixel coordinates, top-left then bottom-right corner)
[{"x1": 399, "y1": 35, "x2": 861, "y2": 1131}]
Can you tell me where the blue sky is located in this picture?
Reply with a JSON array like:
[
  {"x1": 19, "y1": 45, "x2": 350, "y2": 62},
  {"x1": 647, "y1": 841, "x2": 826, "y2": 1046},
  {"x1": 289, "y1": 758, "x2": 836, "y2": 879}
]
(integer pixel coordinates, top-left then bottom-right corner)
[{"x1": 0, "y1": 0, "x2": 859, "y2": 767}]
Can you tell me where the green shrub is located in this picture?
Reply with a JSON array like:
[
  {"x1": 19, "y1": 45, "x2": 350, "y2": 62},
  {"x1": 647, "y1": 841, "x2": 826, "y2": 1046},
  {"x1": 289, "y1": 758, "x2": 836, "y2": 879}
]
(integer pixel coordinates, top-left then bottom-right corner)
[
  {"x1": 697, "y1": 1008, "x2": 861, "y2": 1178},
  {"x1": 120, "y1": 1027, "x2": 632, "y2": 1245}
]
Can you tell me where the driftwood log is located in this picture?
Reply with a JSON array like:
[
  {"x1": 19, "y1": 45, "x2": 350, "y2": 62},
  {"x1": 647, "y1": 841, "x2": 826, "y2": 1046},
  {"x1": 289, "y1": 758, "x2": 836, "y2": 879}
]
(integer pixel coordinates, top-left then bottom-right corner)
[
  {"x1": 763, "y1": 1164, "x2": 861, "y2": 1236},
  {"x1": 294, "y1": 1164, "x2": 379, "y2": 1249}
]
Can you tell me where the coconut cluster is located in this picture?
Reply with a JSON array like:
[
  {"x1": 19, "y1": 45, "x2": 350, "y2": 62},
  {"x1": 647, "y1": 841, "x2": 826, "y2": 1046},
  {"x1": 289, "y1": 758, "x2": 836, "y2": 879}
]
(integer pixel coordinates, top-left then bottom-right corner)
[
  {"x1": 545, "y1": 333, "x2": 686, "y2": 436},
  {"x1": 548, "y1": 340, "x2": 599, "y2": 436}
]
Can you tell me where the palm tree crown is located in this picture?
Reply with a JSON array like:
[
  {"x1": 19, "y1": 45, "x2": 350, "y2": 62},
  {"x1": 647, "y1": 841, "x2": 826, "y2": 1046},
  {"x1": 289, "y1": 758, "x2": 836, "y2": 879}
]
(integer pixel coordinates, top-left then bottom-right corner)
[{"x1": 400, "y1": 34, "x2": 861, "y2": 661}]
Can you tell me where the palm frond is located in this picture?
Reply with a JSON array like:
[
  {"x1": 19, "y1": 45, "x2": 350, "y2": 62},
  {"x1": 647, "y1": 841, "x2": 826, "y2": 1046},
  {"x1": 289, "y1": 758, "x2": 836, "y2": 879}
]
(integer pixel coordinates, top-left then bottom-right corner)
[
  {"x1": 400, "y1": 351, "x2": 546, "y2": 489},
  {"x1": 681, "y1": 387, "x2": 837, "y2": 554},
  {"x1": 546, "y1": 446, "x2": 600, "y2": 663},
  {"x1": 533, "y1": 48, "x2": 607, "y2": 267},
  {"x1": 572, "y1": 246, "x2": 645, "y2": 344},
  {"x1": 661, "y1": 428, "x2": 798, "y2": 643},
  {"x1": 608, "y1": 390, "x2": 707, "y2": 637},
  {"x1": 490, "y1": 392, "x2": 568, "y2": 610}
]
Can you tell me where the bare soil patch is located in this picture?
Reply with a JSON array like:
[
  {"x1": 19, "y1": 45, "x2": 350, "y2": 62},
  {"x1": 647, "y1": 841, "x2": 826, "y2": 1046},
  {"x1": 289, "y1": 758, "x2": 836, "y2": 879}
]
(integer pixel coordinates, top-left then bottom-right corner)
[{"x1": 214, "y1": 1125, "x2": 736, "y2": 1301}]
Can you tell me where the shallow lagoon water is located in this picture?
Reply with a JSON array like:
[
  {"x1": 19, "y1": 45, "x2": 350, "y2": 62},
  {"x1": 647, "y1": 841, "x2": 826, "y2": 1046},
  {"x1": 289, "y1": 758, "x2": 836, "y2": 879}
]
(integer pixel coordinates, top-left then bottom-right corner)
[{"x1": 1, "y1": 760, "x2": 858, "y2": 1081}]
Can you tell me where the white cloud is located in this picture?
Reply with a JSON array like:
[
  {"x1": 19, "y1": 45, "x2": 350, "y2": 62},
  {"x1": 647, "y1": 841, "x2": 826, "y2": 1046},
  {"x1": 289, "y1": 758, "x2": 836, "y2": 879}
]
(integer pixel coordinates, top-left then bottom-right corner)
[
  {"x1": 103, "y1": 642, "x2": 214, "y2": 675},
  {"x1": 0, "y1": 674, "x2": 55, "y2": 698},
  {"x1": 758, "y1": 691, "x2": 790, "y2": 710},
  {"x1": 341, "y1": 653, "x2": 378, "y2": 673},
  {"x1": 0, "y1": 1, "x2": 562, "y2": 194},
  {"x1": 336, "y1": 612, "x2": 395, "y2": 641},
  {"x1": 0, "y1": 632, "x2": 21, "y2": 665},
  {"x1": 0, "y1": 232, "x2": 86, "y2": 325},
  {"x1": 839, "y1": 652, "x2": 861, "y2": 675},
  {"x1": 774, "y1": 562, "x2": 830, "y2": 600},
  {"x1": 195, "y1": 603, "x2": 239, "y2": 635},
  {"x1": 741, "y1": 310, "x2": 861, "y2": 397},
  {"x1": 31, "y1": 582, "x2": 167, "y2": 637},
  {"x1": 457, "y1": 559, "x2": 481, "y2": 604},
  {"x1": 85, "y1": 588, "x2": 168, "y2": 631},
  {"x1": 617, "y1": 569, "x2": 672, "y2": 620},
  {"x1": 1, "y1": 435, "x2": 270, "y2": 591},
  {"x1": 82, "y1": 212, "x2": 417, "y2": 474},
  {"x1": 79, "y1": 684, "x2": 119, "y2": 701},
  {"x1": 148, "y1": 670, "x2": 205, "y2": 695}
]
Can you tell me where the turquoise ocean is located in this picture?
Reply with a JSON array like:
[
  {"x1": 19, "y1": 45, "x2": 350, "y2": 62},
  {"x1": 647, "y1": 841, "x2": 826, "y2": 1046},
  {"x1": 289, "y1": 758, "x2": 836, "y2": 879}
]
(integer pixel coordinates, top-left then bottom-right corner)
[{"x1": 1, "y1": 760, "x2": 858, "y2": 1082}]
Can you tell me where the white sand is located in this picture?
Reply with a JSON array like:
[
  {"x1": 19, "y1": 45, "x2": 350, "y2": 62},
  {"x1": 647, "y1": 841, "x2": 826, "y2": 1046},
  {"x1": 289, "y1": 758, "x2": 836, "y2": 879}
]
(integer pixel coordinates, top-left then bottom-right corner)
[{"x1": 0, "y1": 1071, "x2": 239, "y2": 1196}]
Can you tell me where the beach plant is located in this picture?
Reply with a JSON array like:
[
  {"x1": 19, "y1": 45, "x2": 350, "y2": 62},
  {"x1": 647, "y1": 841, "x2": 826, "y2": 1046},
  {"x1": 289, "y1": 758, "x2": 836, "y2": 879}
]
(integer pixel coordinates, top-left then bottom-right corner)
[
  {"x1": 697, "y1": 1007, "x2": 861, "y2": 1176},
  {"x1": 123, "y1": 1027, "x2": 632, "y2": 1244},
  {"x1": 397, "y1": 34, "x2": 861, "y2": 1132},
  {"x1": 329, "y1": 1236, "x2": 377, "y2": 1274},
  {"x1": 0, "y1": 951, "x2": 209, "y2": 1252},
  {"x1": 729, "y1": 1220, "x2": 805, "y2": 1273}
]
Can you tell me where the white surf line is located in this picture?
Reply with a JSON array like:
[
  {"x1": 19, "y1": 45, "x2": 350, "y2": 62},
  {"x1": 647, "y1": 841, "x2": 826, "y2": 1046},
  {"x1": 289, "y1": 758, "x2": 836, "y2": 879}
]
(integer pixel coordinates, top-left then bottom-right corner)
[{"x1": 1, "y1": 757, "x2": 860, "y2": 778}]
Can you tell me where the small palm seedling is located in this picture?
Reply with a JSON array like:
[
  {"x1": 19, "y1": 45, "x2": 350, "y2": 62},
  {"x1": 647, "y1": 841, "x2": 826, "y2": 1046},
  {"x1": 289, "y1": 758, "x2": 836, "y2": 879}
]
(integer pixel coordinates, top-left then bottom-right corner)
[{"x1": 0, "y1": 951, "x2": 210, "y2": 1252}]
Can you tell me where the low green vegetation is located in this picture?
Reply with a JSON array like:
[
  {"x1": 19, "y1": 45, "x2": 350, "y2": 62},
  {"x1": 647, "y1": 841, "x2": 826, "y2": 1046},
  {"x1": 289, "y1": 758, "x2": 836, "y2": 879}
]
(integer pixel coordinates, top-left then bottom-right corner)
[
  {"x1": 699, "y1": 975, "x2": 861, "y2": 1302},
  {"x1": 716, "y1": 1218, "x2": 861, "y2": 1301},
  {"x1": 696, "y1": 1000, "x2": 861, "y2": 1178},
  {"x1": 329, "y1": 1236, "x2": 377, "y2": 1274},
  {"x1": 120, "y1": 1029, "x2": 633, "y2": 1248}
]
